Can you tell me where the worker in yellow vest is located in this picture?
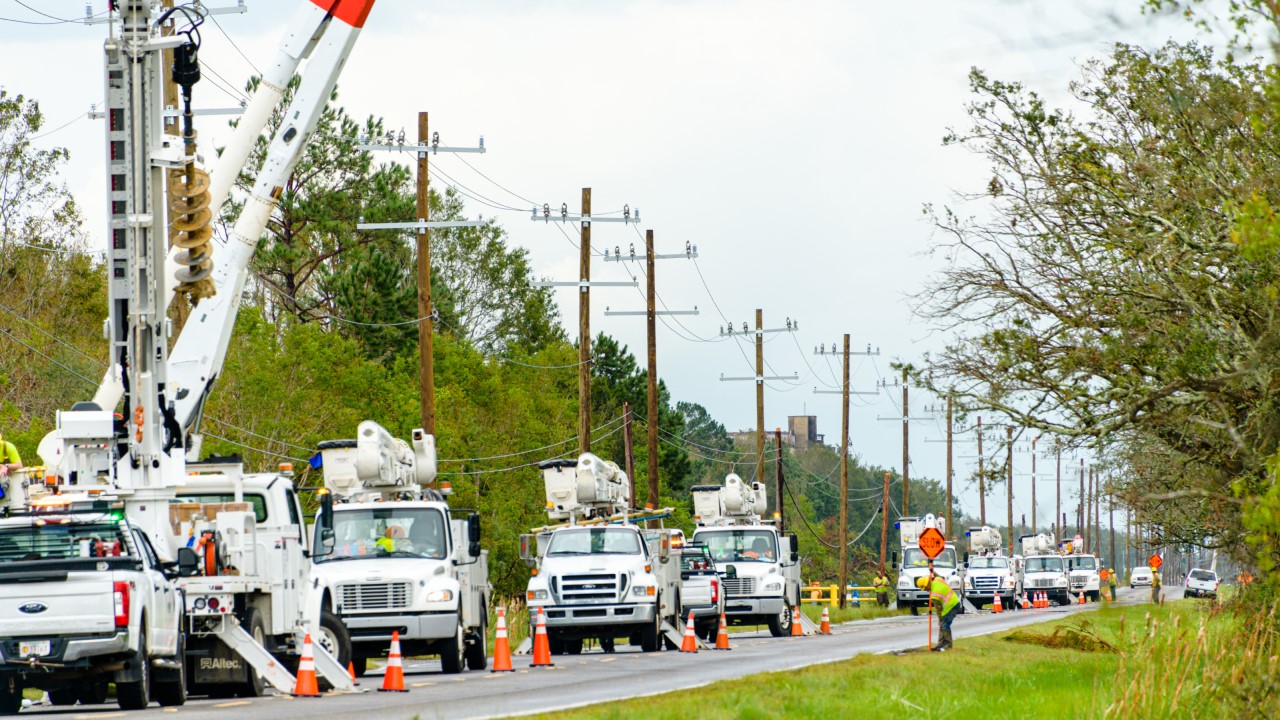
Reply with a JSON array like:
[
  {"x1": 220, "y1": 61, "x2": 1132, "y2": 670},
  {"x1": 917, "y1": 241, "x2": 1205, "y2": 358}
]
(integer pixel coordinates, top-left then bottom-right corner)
[
  {"x1": 873, "y1": 569, "x2": 891, "y2": 607},
  {"x1": 916, "y1": 574, "x2": 960, "y2": 651}
]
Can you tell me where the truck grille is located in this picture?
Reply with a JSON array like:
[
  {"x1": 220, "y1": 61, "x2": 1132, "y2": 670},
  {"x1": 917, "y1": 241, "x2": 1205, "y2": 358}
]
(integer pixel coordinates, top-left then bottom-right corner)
[
  {"x1": 1070, "y1": 576, "x2": 1088, "y2": 590},
  {"x1": 553, "y1": 573, "x2": 624, "y2": 604},
  {"x1": 971, "y1": 576, "x2": 1002, "y2": 591},
  {"x1": 1027, "y1": 577, "x2": 1056, "y2": 589},
  {"x1": 339, "y1": 582, "x2": 411, "y2": 611},
  {"x1": 722, "y1": 578, "x2": 757, "y2": 596}
]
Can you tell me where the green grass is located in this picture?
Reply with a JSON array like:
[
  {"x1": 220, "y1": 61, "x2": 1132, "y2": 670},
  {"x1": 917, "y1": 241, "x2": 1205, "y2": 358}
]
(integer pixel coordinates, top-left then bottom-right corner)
[{"x1": 529, "y1": 598, "x2": 1271, "y2": 719}]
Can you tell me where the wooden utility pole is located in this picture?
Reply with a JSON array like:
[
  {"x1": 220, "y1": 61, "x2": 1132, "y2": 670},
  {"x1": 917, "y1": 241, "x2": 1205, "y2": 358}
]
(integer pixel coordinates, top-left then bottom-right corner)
[
  {"x1": 775, "y1": 427, "x2": 785, "y2": 532},
  {"x1": 1109, "y1": 482, "x2": 1116, "y2": 570},
  {"x1": 1088, "y1": 468, "x2": 1095, "y2": 553},
  {"x1": 1006, "y1": 426, "x2": 1014, "y2": 555},
  {"x1": 977, "y1": 416, "x2": 985, "y2": 524},
  {"x1": 880, "y1": 470, "x2": 890, "y2": 571},
  {"x1": 945, "y1": 392, "x2": 953, "y2": 536},
  {"x1": 1095, "y1": 470, "x2": 1102, "y2": 559},
  {"x1": 644, "y1": 230, "x2": 659, "y2": 509},
  {"x1": 755, "y1": 309, "x2": 765, "y2": 484},
  {"x1": 622, "y1": 402, "x2": 636, "y2": 510},
  {"x1": 838, "y1": 334, "x2": 850, "y2": 609},
  {"x1": 416, "y1": 112, "x2": 436, "y2": 435},
  {"x1": 1078, "y1": 458, "x2": 1085, "y2": 542},
  {"x1": 1055, "y1": 447, "x2": 1062, "y2": 542},
  {"x1": 901, "y1": 368, "x2": 909, "y2": 515},
  {"x1": 578, "y1": 188, "x2": 592, "y2": 455},
  {"x1": 1030, "y1": 436, "x2": 1039, "y2": 534}
]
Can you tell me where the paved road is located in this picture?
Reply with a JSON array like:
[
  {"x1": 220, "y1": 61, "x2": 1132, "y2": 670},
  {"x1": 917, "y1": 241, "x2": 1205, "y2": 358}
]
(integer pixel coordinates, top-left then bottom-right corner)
[{"x1": 23, "y1": 587, "x2": 1177, "y2": 720}]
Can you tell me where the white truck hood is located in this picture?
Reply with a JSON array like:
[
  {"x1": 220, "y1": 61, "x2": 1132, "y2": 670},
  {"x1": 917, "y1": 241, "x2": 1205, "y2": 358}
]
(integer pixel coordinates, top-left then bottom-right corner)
[
  {"x1": 541, "y1": 554, "x2": 646, "y2": 576},
  {"x1": 313, "y1": 556, "x2": 449, "y2": 584}
]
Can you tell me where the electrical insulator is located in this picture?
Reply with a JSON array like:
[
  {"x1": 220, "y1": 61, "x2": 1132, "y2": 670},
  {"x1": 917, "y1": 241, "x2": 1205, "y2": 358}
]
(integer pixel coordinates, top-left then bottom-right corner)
[
  {"x1": 629, "y1": 242, "x2": 635, "y2": 259},
  {"x1": 623, "y1": 204, "x2": 630, "y2": 219},
  {"x1": 614, "y1": 245, "x2": 620, "y2": 258},
  {"x1": 432, "y1": 131, "x2": 440, "y2": 149},
  {"x1": 560, "y1": 203, "x2": 568, "y2": 219},
  {"x1": 542, "y1": 203, "x2": 550, "y2": 220},
  {"x1": 742, "y1": 322, "x2": 748, "y2": 333}
]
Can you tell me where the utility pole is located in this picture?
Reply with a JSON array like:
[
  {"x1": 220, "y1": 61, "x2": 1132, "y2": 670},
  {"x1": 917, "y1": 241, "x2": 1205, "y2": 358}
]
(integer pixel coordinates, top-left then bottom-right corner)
[
  {"x1": 622, "y1": 402, "x2": 636, "y2": 509},
  {"x1": 1031, "y1": 435, "x2": 1040, "y2": 533},
  {"x1": 901, "y1": 368, "x2": 910, "y2": 515},
  {"x1": 880, "y1": 470, "x2": 890, "y2": 570},
  {"x1": 532, "y1": 199, "x2": 640, "y2": 455},
  {"x1": 977, "y1": 416, "x2": 986, "y2": 525},
  {"x1": 357, "y1": 122, "x2": 486, "y2": 437},
  {"x1": 1006, "y1": 426, "x2": 1014, "y2": 556},
  {"x1": 946, "y1": 392, "x2": 953, "y2": 536},
  {"x1": 775, "y1": 427, "x2": 786, "y2": 532},
  {"x1": 1056, "y1": 447, "x2": 1062, "y2": 542},
  {"x1": 719, "y1": 315, "x2": 798, "y2": 486},
  {"x1": 1109, "y1": 482, "x2": 1115, "y2": 570},
  {"x1": 1078, "y1": 458, "x2": 1085, "y2": 542},
  {"x1": 838, "y1": 336, "x2": 850, "y2": 608}
]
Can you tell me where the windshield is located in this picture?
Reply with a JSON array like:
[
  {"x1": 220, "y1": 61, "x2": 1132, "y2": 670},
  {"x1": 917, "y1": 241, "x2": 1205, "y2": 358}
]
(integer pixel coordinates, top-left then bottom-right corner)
[
  {"x1": 1024, "y1": 557, "x2": 1064, "y2": 573},
  {"x1": 694, "y1": 530, "x2": 778, "y2": 563},
  {"x1": 0, "y1": 520, "x2": 131, "y2": 562},
  {"x1": 1189, "y1": 570, "x2": 1216, "y2": 581},
  {"x1": 969, "y1": 557, "x2": 1008, "y2": 569},
  {"x1": 317, "y1": 507, "x2": 448, "y2": 562},
  {"x1": 1067, "y1": 556, "x2": 1098, "y2": 571},
  {"x1": 679, "y1": 546, "x2": 715, "y2": 572},
  {"x1": 903, "y1": 548, "x2": 957, "y2": 569},
  {"x1": 545, "y1": 527, "x2": 642, "y2": 556}
]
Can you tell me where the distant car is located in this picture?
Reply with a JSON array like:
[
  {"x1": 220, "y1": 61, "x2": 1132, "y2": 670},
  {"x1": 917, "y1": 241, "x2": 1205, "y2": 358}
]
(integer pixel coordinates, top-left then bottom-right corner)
[
  {"x1": 1185, "y1": 568, "x2": 1219, "y2": 599},
  {"x1": 1130, "y1": 566, "x2": 1154, "y2": 588}
]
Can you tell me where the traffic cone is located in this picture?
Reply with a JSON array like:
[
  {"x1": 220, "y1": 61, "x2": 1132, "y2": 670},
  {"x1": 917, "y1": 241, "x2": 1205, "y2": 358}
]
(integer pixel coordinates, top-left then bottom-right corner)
[
  {"x1": 292, "y1": 633, "x2": 320, "y2": 697},
  {"x1": 819, "y1": 607, "x2": 831, "y2": 635},
  {"x1": 713, "y1": 612, "x2": 731, "y2": 650},
  {"x1": 1034, "y1": 592, "x2": 1042, "y2": 609},
  {"x1": 531, "y1": 607, "x2": 554, "y2": 667},
  {"x1": 1078, "y1": 591, "x2": 1086, "y2": 605},
  {"x1": 1021, "y1": 593, "x2": 1030, "y2": 610},
  {"x1": 790, "y1": 606, "x2": 803, "y2": 637},
  {"x1": 679, "y1": 611, "x2": 698, "y2": 653},
  {"x1": 347, "y1": 661, "x2": 358, "y2": 686},
  {"x1": 491, "y1": 607, "x2": 514, "y2": 672},
  {"x1": 992, "y1": 591, "x2": 1003, "y2": 613},
  {"x1": 379, "y1": 631, "x2": 407, "y2": 692}
]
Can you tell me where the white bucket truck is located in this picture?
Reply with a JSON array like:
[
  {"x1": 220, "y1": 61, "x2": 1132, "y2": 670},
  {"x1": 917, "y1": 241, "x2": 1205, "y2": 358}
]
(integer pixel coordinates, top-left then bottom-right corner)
[
  {"x1": 310, "y1": 421, "x2": 489, "y2": 675},
  {"x1": 1064, "y1": 546, "x2": 1102, "y2": 602},
  {"x1": 1018, "y1": 533, "x2": 1071, "y2": 605},
  {"x1": 894, "y1": 515, "x2": 965, "y2": 614},
  {"x1": 963, "y1": 526, "x2": 1018, "y2": 610},
  {"x1": 689, "y1": 475, "x2": 802, "y2": 637},
  {"x1": 521, "y1": 455, "x2": 681, "y2": 653}
]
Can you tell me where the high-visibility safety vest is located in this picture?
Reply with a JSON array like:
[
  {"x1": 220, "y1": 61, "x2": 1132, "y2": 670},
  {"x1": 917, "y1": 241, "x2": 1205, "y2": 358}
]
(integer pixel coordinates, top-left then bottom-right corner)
[
  {"x1": 873, "y1": 576, "x2": 890, "y2": 594},
  {"x1": 927, "y1": 578, "x2": 959, "y2": 615}
]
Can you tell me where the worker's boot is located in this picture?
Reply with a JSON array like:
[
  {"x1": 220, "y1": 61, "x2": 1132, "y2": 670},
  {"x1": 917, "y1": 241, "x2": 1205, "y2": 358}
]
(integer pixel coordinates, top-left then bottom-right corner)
[{"x1": 940, "y1": 628, "x2": 953, "y2": 651}]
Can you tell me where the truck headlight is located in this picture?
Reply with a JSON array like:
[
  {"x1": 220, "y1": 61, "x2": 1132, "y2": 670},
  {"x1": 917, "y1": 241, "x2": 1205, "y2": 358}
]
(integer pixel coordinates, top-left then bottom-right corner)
[
  {"x1": 632, "y1": 585, "x2": 655, "y2": 597},
  {"x1": 526, "y1": 590, "x2": 548, "y2": 601},
  {"x1": 425, "y1": 589, "x2": 454, "y2": 603},
  {"x1": 1006, "y1": 577, "x2": 1015, "y2": 587},
  {"x1": 763, "y1": 582, "x2": 782, "y2": 591}
]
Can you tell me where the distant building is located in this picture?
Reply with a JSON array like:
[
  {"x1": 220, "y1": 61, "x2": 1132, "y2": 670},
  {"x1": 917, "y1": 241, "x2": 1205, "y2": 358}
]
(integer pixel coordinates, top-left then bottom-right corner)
[{"x1": 787, "y1": 416, "x2": 823, "y2": 450}]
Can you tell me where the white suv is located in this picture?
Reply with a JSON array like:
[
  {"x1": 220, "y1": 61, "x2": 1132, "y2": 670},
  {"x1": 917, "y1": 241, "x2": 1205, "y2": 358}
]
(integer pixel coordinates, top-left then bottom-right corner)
[
  {"x1": 1184, "y1": 568, "x2": 1218, "y2": 599},
  {"x1": 1130, "y1": 566, "x2": 1154, "y2": 588}
]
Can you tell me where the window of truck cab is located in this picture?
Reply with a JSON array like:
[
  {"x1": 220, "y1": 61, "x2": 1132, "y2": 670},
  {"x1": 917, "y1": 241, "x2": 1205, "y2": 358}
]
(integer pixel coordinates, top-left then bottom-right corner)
[
  {"x1": 545, "y1": 527, "x2": 642, "y2": 555},
  {"x1": 318, "y1": 506, "x2": 449, "y2": 562},
  {"x1": 903, "y1": 547, "x2": 957, "y2": 568},
  {"x1": 171, "y1": 493, "x2": 269, "y2": 523},
  {"x1": 692, "y1": 529, "x2": 778, "y2": 563}
]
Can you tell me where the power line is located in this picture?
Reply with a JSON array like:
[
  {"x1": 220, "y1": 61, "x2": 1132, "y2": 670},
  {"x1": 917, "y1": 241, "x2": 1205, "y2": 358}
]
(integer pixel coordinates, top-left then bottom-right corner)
[
  {"x1": 0, "y1": 300, "x2": 105, "y2": 368},
  {"x1": 0, "y1": 326, "x2": 98, "y2": 386},
  {"x1": 207, "y1": 12, "x2": 260, "y2": 76}
]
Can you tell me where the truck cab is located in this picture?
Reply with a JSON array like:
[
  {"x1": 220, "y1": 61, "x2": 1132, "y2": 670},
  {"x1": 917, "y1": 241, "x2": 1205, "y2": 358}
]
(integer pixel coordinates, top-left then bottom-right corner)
[
  {"x1": 1017, "y1": 533, "x2": 1070, "y2": 605},
  {"x1": 963, "y1": 525, "x2": 1017, "y2": 609},
  {"x1": 1065, "y1": 554, "x2": 1102, "y2": 602},
  {"x1": 894, "y1": 515, "x2": 964, "y2": 614}
]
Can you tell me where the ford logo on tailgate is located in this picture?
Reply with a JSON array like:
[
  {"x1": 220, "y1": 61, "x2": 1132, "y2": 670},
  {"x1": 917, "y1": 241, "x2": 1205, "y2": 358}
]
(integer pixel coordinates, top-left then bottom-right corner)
[{"x1": 18, "y1": 602, "x2": 47, "y2": 614}]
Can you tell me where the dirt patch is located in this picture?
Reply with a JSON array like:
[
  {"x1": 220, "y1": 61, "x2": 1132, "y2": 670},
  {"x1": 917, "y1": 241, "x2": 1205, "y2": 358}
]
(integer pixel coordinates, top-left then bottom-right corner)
[{"x1": 1004, "y1": 619, "x2": 1117, "y2": 653}]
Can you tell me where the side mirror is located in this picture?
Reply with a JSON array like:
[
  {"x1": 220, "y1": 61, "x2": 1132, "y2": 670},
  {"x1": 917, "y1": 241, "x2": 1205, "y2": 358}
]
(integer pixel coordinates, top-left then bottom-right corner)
[
  {"x1": 659, "y1": 534, "x2": 671, "y2": 562},
  {"x1": 468, "y1": 514, "x2": 482, "y2": 544},
  {"x1": 315, "y1": 491, "x2": 336, "y2": 557},
  {"x1": 469, "y1": 542, "x2": 481, "y2": 558},
  {"x1": 519, "y1": 534, "x2": 535, "y2": 565},
  {"x1": 788, "y1": 532, "x2": 799, "y2": 563},
  {"x1": 176, "y1": 547, "x2": 200, "y2": 577},
  {"x1": 891, "y1": 551, "x2": 899, "y2": 567},
  {"x1": 725, "y1": 564, "x2": 738, "y2": 579}
]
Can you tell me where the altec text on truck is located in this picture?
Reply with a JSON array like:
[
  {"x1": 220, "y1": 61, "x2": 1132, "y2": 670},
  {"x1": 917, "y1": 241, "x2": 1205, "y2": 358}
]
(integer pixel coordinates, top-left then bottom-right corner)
[
  {"x1": 310, "y1": 421, "x2": 490, "y2": 676},
  {"x1": 522, "y1": 454, "x2": 681, "y2": 654},
  {"x1": 689, "y1": 475, "x2": 802, "y2": 637}
]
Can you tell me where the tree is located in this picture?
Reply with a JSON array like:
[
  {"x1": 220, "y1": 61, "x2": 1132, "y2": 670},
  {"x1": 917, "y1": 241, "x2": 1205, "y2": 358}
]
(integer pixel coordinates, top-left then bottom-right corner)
[{"x1": 0, "y1": 90, "x2": 85, "y2": 262}]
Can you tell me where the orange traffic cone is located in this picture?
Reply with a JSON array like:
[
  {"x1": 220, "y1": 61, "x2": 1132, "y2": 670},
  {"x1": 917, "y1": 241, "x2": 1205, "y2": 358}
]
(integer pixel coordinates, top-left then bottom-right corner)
[
  {"x1": 292, "y1": 633, "x2": 320, "y2": 697},
  {"x1": 992, "y1": 591, "x2": 1003, "y2": 613},
  {"x1": 379, "y1": 630, "x2": 407, "y2": 692},
  {"x1": 531, "y1": 607, "x2": 554, "y2": 667},
  {"x1": 1037, "y1": 592, "x2": 1045, "y2": 609},
  {"x1": 819, "y1": 607, "x2": 831, "y2": 635},
  {"x1": 714, "y1": 612, "x2": 731, "y2": 650},
  {"x1": 790, "y1": 606, "x2": 803, "y2": 637},
  {"x1": 491, "y1": 607, "x2": 514, "y2": 672},
  {"x1": 1078, "y1": 591, "x2": 1086, "y2": 605},
  {"x1": 679, "y1": 611, "x2": 698, "y2": 653},
  {"x1": 347, "y1": 661, "x2": 358, "y2": 686},
  {"x1": 1021, "y1": 593, "x2": 1030, "y2": 610},
  {"x1": 1033, "y1": 592, "x2": 1041, "y2": 609}
]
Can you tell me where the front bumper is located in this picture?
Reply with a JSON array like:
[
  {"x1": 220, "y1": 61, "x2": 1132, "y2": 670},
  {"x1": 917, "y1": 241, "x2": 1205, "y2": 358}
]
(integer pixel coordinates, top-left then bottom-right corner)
[
  {"x1": 0, "y1": 631, "x2": 130, "y2": 667},
  {"x1": 343, "y1": 611, "x2": 458, "y2": 643},
  {"x1": 539, "y1": 603, "x2": 656, "y2": 628},
  {"x1": 723, "y1": 596, "x2": 786, "y2": 618}
]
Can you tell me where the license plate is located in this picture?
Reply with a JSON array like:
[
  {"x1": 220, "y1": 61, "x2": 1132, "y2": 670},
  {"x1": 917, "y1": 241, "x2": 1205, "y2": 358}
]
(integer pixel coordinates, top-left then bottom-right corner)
[{"x1": 19, "y1": 640, "x2": 50, "y2": 658}]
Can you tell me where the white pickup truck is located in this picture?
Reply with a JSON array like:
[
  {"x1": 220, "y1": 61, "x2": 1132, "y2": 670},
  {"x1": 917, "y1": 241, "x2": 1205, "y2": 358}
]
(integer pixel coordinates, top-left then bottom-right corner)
[{"x1": 0, "y1": 498, "x2": 186, "y2": 712}]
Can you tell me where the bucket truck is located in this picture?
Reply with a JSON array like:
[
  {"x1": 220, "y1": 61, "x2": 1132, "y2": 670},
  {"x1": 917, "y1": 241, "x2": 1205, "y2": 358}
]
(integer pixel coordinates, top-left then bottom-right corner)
[
  {"x1": 963, "y1": 526, "x2": 1018, "y2": 610},
  {"x1": 26, "y1": 0, "x2": 383, "y2": 699},
  {"x1": 520, "y1": 454, "x2": 682, "y2": 654},
  {"x1": 309, "y1": 422, "x2": 490, "y2": 676},
  {"x1": 689, "y1": 475, "x2": 802, "y2": 637},
  {"x1": 1018, "y1": 533, "x2": 1071, "y2": 605},
  {"x1": 893, "y1": 515, "x2": 965, "y2": 614}
]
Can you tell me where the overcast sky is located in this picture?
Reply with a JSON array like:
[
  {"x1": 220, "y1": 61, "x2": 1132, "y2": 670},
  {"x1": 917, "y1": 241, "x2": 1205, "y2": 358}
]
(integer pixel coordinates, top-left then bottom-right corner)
[{"x1": 1, "y1": 0, "x2": 1203, "y2": 527}]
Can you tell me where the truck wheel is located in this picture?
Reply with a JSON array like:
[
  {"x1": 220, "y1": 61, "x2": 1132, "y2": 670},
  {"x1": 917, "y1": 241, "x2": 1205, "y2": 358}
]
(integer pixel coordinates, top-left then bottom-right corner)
[
  {"x1": 49, "y1": 688, "x2": 79, "y2": 706},
  {"x1": 236, "y1": 608, "x2": 268, "y2": 698},
  {"x1": 116, "y1": 626, "x2": 152, "y2": 710},
  {"x1": 77, "y1": 679, "x2": 110, "y2": 706},
  {"x1": 351, "y1": 657, "x2": 367, "y2": 678},
  {"x1": 0, "y1": 676, "x2": 22, "y2": 715},
  {"x1": 440, "y1": 618, "x2": 466, "y2": 674},
  {"x1": 316, "y1": 609, "x2": 352, "y2": 691},
  {"x1": 767, "y1": 604, "x2": 792, "y2": 637},
  {"x1": 465, "y1": 608, "x2": 488, "y2": 671},
  {"x1": 639, "y1": 595, "x2": 662, "y2": 652},
  {"x1": 562, "y1": 637, "x2": 584, "y2": 655},
  {"x1": 155, "y1": 631, "x2": 188, "y2": 707}
]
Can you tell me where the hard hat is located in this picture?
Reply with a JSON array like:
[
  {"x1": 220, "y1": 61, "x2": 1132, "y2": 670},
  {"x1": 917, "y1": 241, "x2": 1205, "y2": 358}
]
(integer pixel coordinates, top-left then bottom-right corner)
[{"x1": 915, "y1": 576, "x2": 929, "y2": 589}]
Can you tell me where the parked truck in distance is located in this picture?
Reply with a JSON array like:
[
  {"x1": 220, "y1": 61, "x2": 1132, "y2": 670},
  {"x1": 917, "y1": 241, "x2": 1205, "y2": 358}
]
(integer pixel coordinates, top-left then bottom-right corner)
[
  {"x1": 964, "y1": 525, "x2": 1018, "y2": 610},
  {"x1": 522, "y1": 455, "x2": 681, "y2": 653},
  {"x1": 1065, "y1": 552, "x2": 1102, "y2": 602},
  {"x1": 894, "y1": 515, "x2": 964, "y2": 615},
  {"x1": 310, "y1": 421, "x2": 490, "y2": 675},
  {"x1": 689, "y1": 475, "x2": 802, "y2": 637},
  {"x1": 1018, "y1": 533, "x2": 1071, "y2": 606},
  {"x1": 676, "y1": 542, "x2": 725, "y2": 639}
]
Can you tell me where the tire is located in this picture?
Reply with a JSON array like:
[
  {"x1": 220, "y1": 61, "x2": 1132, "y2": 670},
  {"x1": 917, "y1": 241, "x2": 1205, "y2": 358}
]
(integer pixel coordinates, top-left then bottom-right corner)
[
  {"x1": 235, "y1": 607, "x2": 268, "y2": 698},
  {"x1": 697, "y1": 621, "x2": 717, "y2": 642},
  {"x1": 0, "y1": 676, "x2": 21, "y2": 715},
  {"x1": 439, "y1": 617, "x2": 465, "y2": 674},
  {"x1": 49, "y1": 688, "x2": 79, "y2": 706},
  {"x1": 639, "y1": 595, "x2": 662, "y2": 652},
  {"x1": 116, "y1": 626, "x2": 151, "y2": 711},
  {"x1": 155, "y1": 631, "x2": 187, "y2": 707},
  {"x1": 316, "y1": 608, "x2": 352, "y2": 691},
  {"x1": 562, "y1": 637, "x2": 584, "y2": 655},
  {"x1": 77, "y1": 679, "x2": 110, "y2": 706},
  {"x1": 465, "y1": 605, "x2": 488, "y2": 671},
  {"x1": 351, "y1": 657, "x2": 367, "y2": 678},
  {"x1": 909, "y1": 603, "x2": 919, "y2": 616},
  {"x1": 767, "y1": 603, "x2": 793, "y2": 637}
]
